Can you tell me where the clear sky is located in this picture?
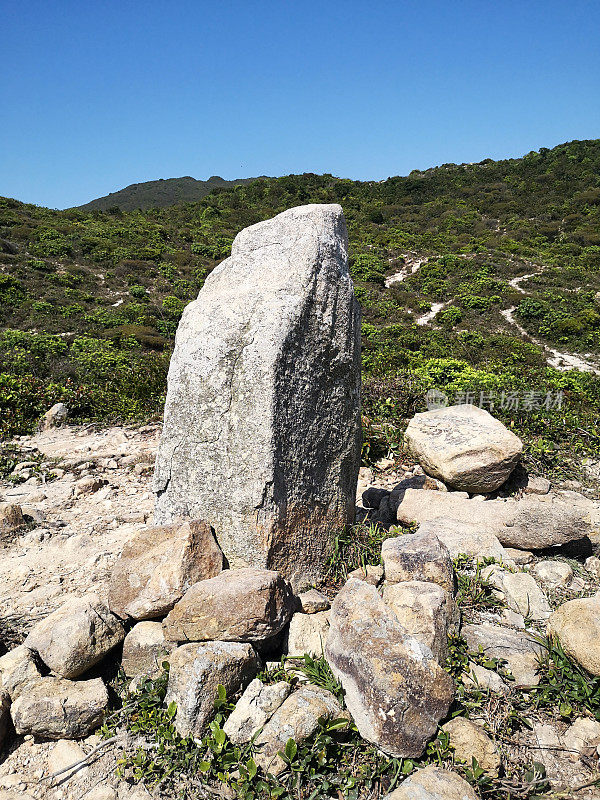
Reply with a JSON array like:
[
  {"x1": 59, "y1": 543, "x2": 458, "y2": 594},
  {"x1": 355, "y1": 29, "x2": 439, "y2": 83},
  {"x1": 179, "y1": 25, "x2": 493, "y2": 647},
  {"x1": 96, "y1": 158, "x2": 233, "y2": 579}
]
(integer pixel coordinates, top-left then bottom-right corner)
[{"x1": 2, "y1": 0, "x2": 599, "y2": 209}]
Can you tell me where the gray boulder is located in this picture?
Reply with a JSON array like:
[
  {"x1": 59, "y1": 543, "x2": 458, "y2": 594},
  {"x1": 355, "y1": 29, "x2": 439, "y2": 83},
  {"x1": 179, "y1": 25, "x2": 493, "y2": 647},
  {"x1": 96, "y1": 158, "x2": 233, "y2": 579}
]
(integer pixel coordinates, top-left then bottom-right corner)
[
  {"x1": 325, "y1": 578, "x2": 454, "y2": 757},
  {"x1": 11, "y1": 677, "x2": 108, "y2": 738},
  {"x1": 165, "y1": 641, "x2": 259, "y2": 737},
  {"x1": 404, "y1": 404, "x2": 522, "y2": 493},
  {"x1": 24, "y1": 594, "x2": 125, "y2": 678},
  {"x1": 153, "y1": 204, "x2": 361, "y2": 591},
  {"x1": 163, "y1": 568, "x2": 294, "y2": 643}
]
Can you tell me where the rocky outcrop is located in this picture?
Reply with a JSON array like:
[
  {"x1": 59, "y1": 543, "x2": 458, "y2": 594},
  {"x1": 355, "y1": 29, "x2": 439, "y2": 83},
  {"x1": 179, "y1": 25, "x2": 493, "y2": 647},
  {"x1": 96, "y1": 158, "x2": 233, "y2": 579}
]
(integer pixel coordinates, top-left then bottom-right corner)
[
  {"x1": 11, "y1": 677, "x2": 108, "y2": 738},
  {"x1": 153, "y1": 204, "x2": 362, "y2": 591},
  {"x1": 325, "y1": 578, "x2": 454, "y2": 757},
  {"x1": 165, "y1": 641, "x2": 259, "y2": 737},
  {"x1": 404, "y1": 404, "x2": 522, "y2": 492},
  {"x1": 24, "y1": 594, "x2": 125, "y2": 678},
  {"x1": 163, "y1": 568, "x2": 294, "y2": 643},
  {"x1": 108, "y1": 520, "x2": 223, "y2": 620}
]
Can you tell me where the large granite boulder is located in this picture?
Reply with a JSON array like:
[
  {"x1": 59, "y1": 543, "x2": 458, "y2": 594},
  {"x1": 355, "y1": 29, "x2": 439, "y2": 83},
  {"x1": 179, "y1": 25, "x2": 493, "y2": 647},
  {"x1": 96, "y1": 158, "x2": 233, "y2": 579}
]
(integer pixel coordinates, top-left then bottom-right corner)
[
  {"x1": 108, "y1": 520, "x2": 223, "y2": 620},
  {"x1": 325, "y1": 578, "x2": 454, "y2": 758},
  {"x1": 153, "y1": 204, "x2": 361, "y2": 590},
  {"x1": 163, "y1": 568, "x2": 294, "y2": 643},
  {"x1": 404, "y1": 404, "x2": 522, "y2": 493}
]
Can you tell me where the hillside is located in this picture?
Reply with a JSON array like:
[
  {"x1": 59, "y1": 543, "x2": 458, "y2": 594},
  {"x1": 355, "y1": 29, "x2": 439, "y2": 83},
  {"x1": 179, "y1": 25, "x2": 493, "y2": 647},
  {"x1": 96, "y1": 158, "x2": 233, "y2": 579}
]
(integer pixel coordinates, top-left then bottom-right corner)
[
  {"x1": 75, "y1": 174, "x2": 267, "y2": 212},
  {"x1": 1, "y1": 139, "x2": 600, "y2": 481}
]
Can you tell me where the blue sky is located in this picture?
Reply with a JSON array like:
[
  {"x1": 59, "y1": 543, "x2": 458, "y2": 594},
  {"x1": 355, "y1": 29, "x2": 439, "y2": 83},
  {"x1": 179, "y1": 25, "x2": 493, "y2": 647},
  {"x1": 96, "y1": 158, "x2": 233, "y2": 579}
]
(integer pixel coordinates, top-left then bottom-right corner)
[{"x1": 2, "y1": 0, "x2": 599, "y2": 209}]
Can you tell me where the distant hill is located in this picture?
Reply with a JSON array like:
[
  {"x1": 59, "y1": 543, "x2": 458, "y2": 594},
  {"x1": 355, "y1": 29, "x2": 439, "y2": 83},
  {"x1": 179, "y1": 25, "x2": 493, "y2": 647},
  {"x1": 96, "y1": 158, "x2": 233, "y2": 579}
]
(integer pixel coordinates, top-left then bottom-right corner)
[{"x1": 75, "y1": 175, "x2": 268, "y2": 212}]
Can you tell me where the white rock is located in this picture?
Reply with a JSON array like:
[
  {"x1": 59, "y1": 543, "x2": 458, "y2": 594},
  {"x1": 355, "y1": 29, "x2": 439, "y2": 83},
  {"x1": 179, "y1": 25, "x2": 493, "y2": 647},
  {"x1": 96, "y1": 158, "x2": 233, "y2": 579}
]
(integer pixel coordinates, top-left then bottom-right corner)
[
  {"x1": 563, "y1": 716, "x2": 600, "y2": 761},
  {"x1": 531, "y1": 560, "x2": 574, "y2": 588},
  {"x1": 0, "y1": 645, "x2": 42, "y2": 700},
  {"x1": 121, "y1": 622, "x2": 175, "y2": 677},
  {"x1": 47, "y1": 739, "x2": 88, "y2": 780},
  {"x1": 547, "y1": 595, "x2": 600, "y2": 676},
  {"x1": 286, "y1": 611, "x2": 330, "y2": 657},
  {"x1": 384, "y1": 764, "x2": 479, "y2": 799},
  {"x1": 482, "y1": 566, "x2": 551, "y2": 621},
  {"x1": 223, "y1": 678, "x2": 290, "y2": 744},
  {"x1": 297, "y1": 589, "x2": 330, "y2": 613},
  {"x1": 416, "y1": 516, "x2": 507, "y2": 561}
]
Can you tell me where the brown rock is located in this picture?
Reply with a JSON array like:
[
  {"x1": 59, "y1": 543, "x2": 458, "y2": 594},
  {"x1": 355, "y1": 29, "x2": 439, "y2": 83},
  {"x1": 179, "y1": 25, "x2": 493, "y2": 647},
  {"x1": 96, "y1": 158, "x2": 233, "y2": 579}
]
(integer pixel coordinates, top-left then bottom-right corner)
[
  {"x1": 442, "y1": 717, "x2": 501, "y2": 775},
  {"x1": 121, "y1": 622, "x2": 176, "y2": 677},
  {"x1": 0, "y1": 503, "x2": 25, "y2": 534},
  {"x1": 382, "y1": 531, "x2": 453, "y2": 591},
  {"x1": 547, "y1": 596, "x2": 600, "y2": 676},
  {"x1": 108, "y1": 519, "x2": 223, "y2": 620}
]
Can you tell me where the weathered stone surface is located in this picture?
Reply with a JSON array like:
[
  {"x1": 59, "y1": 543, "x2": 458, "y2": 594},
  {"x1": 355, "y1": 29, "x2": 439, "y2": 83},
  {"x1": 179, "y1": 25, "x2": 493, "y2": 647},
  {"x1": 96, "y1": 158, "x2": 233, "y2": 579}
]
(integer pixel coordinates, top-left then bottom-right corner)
[
  {"x1": 0, "y1": 503, "x2": 24, "y2": 533},
  {"x1": 108, "y1": 520, "x2": 222, "y2": 620},
  {"x1": 381, "y1": 531, "x2": 453, "y2": 591},
  {"x1": 298, "y1": 589, "x2": 330, "y2": 614},
  {"x1": 153, "y1": 204, "x2": 362, "y2": 591},
  {"x1": 286, "y1": 611, "x2": 330, "y2": 657},
  {"x1": 165, "y1": 641, "x2": 259, "y2": 737},
  {"x1": 11, "y1": 677, "x2": 108, "y2": 738},
  {"x1": 40, "y1": 402, "x2": 68, "y2": 430},
  {"x1": 462, "y1": 662, "x2": 509, "y2": 695},
  {"x1": 0, "y1": 645, "x2": 42, "y2": 700},
  {"x1": 531, "y1": 560, "x2": 573, "y2": 588},
  {"x1": 121, "y1": 622, "x2": 175, "y2": 677},
  {"x1": 442, "y1": 717, "x2": 501, "y2": 775},
  {"x1": 463, "y1": 623, "x2": 543, "y2": 687},
  {"x1": 416, "y1": 517, "x2": 507, "y2": 561},
  {"x1": 223, "y1": 678, "x2": 290, "y2": 744},
  {"x1": 384, "y1": 764, "x2": 479, "y2": 799},
  {"x1": 325, "y1": 578, "x2": 454, "y2": 758},
  {"x1": 0, "y1": 689, "x2": 9, "y2": 748},
  {"x1": 396, "y1": 489, "x2": 592, "y2": 550},
  {"x1": 547, "y1": 596, "x2": 600, "y2": 675},
  {"x1": 383, "y1": 581, "x2": 458, "y2": 663},
  {"x1": 404, "y1": 404, "x2": 522, "y2": 493},
  {"x1": 255, "y1": 684, "x2": 344, "y2": 775},
  {"x1": 347, "y1": 563, "x2": 383, "y2": 585},
  {"x1": 47, "y1": 739, "x2": 88, "y2": 780},
  {"x1": 482, "y1": 566, "x2": 551, "y2": 621},
  {"x1": 563, "y1": 716, "x2": 600, "y2": 761},
  {"x1": 163, "y1": 568, "x2": 294, "y2": 643},
  {"x1": 24, "y1": 593, "x2": 125, "y2": 678}
]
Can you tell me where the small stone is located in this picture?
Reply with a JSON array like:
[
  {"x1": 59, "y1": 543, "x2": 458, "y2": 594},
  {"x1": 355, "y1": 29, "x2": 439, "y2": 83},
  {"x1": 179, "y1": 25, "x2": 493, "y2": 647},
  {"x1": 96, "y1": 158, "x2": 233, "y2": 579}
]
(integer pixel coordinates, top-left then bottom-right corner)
[
  {"x1": 47, "y1": 739, "x2": 88, "y2": 780},
  {"x1": 286, "y1": 611, "x2": 330, "y2": 657},
  {"x1": 499, "y1": 608, "x2": 525, "y2": 629},
  {"x1": 463, "y1": 623, "x2": 543, "y2": 687},
  {"x1": 531, "y1": 560, "x2": 573, "y2": 589},
  {"x1": 254, "y1": 684, "x2": 344, "y2": 775},
  {"x1": 523, "y1": 476, "x2": 551, "y2": 495},
  {"x1": 383, "y1": 580, "x2": 458, "y2": 662},
  {"x1": 442, "y1": 717, "x2": 501, "y2": 775},
  {"x1": 108, "y1": 519, "x2": 223, "y2": 620},
  {"x1": 297, "y1": 589, "x2": 330, "y2": 614},
  {"x1": 384, "y1": 764, "x2": 479, "y2": 799},
  {"x1": 0, "y1": 645, "x2": 42, "y2": 700},
  {"x1": 347, "y1": 564, "x2": 383, "y2": 585},
  {"x1": 223, "y1": 678, "x2": 290, "y2": 744},
  {"x1": 586, "y1": 556, "x2": 600, "y2": 578},
  {"x1": 86, "y1": 789, "x2": 118, "y2": 800},
  {"x1": 165, "y1": 641, "x2": 259, "y2": 737},
  {"x1": 121, "y1": 622, "x2": 175, "y2": 677},
  {"x1": 163, "y1": 568, "x2": 294, "y2": 643},
  {"x1": 547, "y1": 596, "x2": 600, "y2": 676},
  {"x1": 503, "y1": 547, "x2": 534, "y2": 565},
  {"x1": 0, "y1": 503, "x2": 25, "y2": 534},
  {"x1": 382, "y1": 531, "x2": 453, "y2": 591},
  {"x1": 11, "y1": 677, "x2": 108, "y2": 739},
  {"x1": 462, "y1": 662, "x2": 509, "y2": 695},
  {"x1": 404, "y1": 404, "x2": 522, "y2": 493},
  {"x1": 482, "y1": 566, "x2": 551, "y2": 621},
  {"x1": 24, "y1": 593, "x2": 125, "y2": 678},
  {"x1": 40, "y1": 402, "x2": 68, "y2": 430},
  {"x1": 563, "y1": 717, "x2": 600, "y2": 761},
  {"x1": 73, "y1": 477, "x2": 105, "y2": 497}
]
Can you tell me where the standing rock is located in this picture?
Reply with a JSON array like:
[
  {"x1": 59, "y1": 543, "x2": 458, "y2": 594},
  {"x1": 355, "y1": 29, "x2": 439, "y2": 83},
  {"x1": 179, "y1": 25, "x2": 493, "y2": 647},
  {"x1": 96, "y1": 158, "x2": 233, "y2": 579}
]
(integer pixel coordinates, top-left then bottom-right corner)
[
  {"x1": 223, "y1": 678, "x2": 290, "y2": 744},
  {"x1": 547, "y1": 596, "x2": 600, "y2": 675},
  {"x1": 153, "y1": 204, "x2": 361, "y2": 591},
  {"x1": 121, "y1": 622, "x2": 175, "y2": 677},
  {"x1": 11, "y1": 677, "x2": 108, "y2": 738},
  {"x1": 382, "y1": 531, "x2": 453, "y2": 591},
  {"x1": 165, "y1": 641, "x2": 259, "y2": 737},
  {"x1": 0, "y1": 645, "x2": 42, "y2": 700},
  {"x1": 0, "y1": 690, "x2": 9, "y2": 748},
  {"x1": 163, "y1": 568, "x2": 294, "y2": 643},
  {"x1": 442, "y1": 717, "x2": 501, "y2": 775},
  {"x1": 254, "y1": 684, "x2": 344, "y2": 776},
  {"x1": 108, "y1": 520, "x2": 223, "y2": 620},
  {"x1": 404, "y1": 404, "x2": 522, "y2": 493},
  {"x1": 325, "y1": 578, "x2": 454, "y2": 757},
  {"x1": 482, "y1": 566, "x2": 551, "y2": 621},
  {"x1": 383, "y1": 581, "x2": 458, "y2": 663},
  {"x1": 40, "y1": 402, "x2": 68, "y2": 430},
  {"x1": 286, "y1": 611, "x2": 330, "y2": 657},
  {"x1": 24, "y1": 593, "x2": 125, "y2": 678},
  {"x1": 384, "y1": 764, "x2": 479, "y2": 799},
  {"x1": 0, "y1": 503, "x2": 24, "y2": 534}
]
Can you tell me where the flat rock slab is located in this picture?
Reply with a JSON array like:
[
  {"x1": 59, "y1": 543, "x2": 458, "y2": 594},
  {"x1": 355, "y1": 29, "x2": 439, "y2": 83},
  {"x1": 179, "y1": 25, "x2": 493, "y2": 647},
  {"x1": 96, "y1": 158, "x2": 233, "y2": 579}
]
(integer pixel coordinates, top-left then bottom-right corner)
[
  {"x1": 404, "y1": 404, "x2": 522, "y2": 493},
  {"x1": 416, "y1": 516, "x2": 508, "y2": 561},
  {"x1": 163, "y1": 568, "x2": 294, "y2": 643},
  {"x1": 165, "y1": 641, "x2": 259, "y2": 737},
  {"x1": 325, "y1": 578, "x2": 454, "y2": 758},
  {"x1": 11, "y1": 677, "x2": 108, "y2": 739},
  {"x1": 153, "y1": 204, "x2": 361, "y2": 591},
  {"x1": 462, "y1": 622, "x2": 543, "y2": 687},
  {"x1": 108, "y1": 519, "x2": 223, "y2": 620},
  {"x1": 381, "y1": 531, "x2": 453, "y2": 591},
  {"x1": 24, "y1": 593, "x2": 125, "y2": 678}
]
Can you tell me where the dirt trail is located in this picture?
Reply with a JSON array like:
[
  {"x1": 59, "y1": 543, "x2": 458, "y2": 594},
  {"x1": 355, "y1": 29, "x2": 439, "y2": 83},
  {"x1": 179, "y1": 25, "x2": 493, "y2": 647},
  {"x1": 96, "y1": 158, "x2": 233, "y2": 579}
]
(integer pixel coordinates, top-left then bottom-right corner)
[{"x1": 385, "y1": 254, "x2": 427, "y2": 288}]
